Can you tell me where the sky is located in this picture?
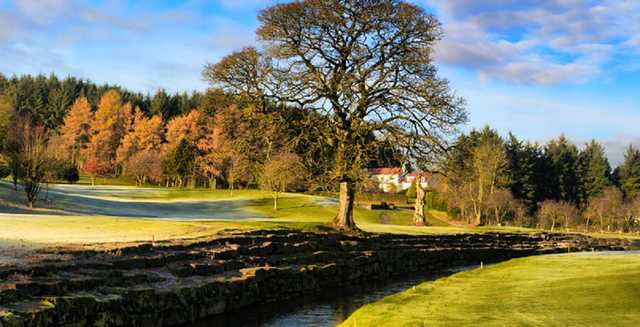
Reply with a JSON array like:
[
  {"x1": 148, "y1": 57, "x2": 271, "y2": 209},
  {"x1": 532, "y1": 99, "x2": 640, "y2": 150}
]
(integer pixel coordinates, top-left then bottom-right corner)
[{"x1": 1, "y1": 0, "x2": 639, "y2": 165}]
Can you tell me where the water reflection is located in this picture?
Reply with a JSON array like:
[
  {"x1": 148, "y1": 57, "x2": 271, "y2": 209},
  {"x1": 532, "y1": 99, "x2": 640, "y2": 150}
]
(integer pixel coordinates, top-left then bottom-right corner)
[{"x1": 190, "y1": 265, "x2": 474, "y2": 327}]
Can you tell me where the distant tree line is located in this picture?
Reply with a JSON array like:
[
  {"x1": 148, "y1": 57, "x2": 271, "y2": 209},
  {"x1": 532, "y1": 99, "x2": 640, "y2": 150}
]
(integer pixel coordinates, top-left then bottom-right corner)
[
  {"x1": 0, "y1": 73, "x2": 402, "y2": 208},
  {"x1": 0, "y1": 73, "x2": 203, "y2": 129},
  {"x1": 439, "y1": 127, "x2": 640, "y2": 233}
]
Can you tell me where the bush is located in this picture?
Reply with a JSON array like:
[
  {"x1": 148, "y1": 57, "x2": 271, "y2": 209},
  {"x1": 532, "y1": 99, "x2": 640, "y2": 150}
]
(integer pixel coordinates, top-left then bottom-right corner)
[
  {"x1": 60, "y1": 164, "x2": 80, "y2": 184},
  {"x1": 0, "y1": 158, "x2": 9, "y2": 179}
]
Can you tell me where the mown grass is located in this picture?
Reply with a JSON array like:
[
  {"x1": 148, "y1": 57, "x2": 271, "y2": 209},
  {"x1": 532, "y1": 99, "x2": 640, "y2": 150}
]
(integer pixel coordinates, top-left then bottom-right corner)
[
  {"x1": 0, "y1": 188, "x2": 455, "y2": 247},
  {"x1": 1, "y1": 182, "x2": 634, "y2": 254},
  {"x1": 340, "y1": 253, "x2": 640, "y2": 327},
  {"x1": 0, "y1": 182, "x2": 460, "y2": 252}
]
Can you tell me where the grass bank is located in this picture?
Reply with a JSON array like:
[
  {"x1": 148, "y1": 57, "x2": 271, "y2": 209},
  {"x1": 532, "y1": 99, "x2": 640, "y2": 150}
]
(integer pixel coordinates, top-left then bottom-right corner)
[{"x1": 340, "y1": 252, "x2": 640, "y2": 327}]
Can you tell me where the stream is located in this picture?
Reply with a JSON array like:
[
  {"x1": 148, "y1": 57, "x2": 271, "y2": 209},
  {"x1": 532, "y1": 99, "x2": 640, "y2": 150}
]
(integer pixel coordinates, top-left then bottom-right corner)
[
  {"x1": 189, "y1": 265, "x2": 476, "y2": 327},
  {"x1": 189, "y1": 250, "x2": 640, "y2": 327}
]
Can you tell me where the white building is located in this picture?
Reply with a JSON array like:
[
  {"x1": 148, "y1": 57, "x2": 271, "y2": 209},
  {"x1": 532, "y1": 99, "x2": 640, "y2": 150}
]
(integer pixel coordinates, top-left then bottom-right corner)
[{"x1": 368, "y1": 168, "x2": 432, "y2": 193}]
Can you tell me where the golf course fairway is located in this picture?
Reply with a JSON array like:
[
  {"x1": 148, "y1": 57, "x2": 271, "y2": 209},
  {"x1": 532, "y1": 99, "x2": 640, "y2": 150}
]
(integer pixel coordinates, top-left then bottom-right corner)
[{"x1": 340, "y1": 252, "x2": 640, "y2": 327}]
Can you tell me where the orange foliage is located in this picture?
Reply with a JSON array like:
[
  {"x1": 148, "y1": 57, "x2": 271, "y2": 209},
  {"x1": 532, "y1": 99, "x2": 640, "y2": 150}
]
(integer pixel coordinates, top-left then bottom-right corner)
[{"x1": 60, "y1": 97, "x2": 93, "y2": 163}]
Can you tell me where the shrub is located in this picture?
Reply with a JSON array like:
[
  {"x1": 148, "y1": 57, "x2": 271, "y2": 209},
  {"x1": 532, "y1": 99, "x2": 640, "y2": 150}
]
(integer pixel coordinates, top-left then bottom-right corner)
[
  {"x1": 60, "y1": 164, "x2": 80, "y2": 184},
  {"x1": 0, "y1": 156, "x2": 9, "y2": 179}
]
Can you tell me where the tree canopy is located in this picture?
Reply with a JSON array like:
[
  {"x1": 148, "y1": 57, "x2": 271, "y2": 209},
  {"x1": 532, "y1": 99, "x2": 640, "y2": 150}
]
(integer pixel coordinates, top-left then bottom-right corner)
[{"x1": 204, "y1": 0, "x2": 467, "y2": 230}]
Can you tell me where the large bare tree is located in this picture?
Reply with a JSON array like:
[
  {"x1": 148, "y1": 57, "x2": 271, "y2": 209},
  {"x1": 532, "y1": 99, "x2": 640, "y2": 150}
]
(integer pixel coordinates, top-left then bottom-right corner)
[{"x1": 204, "y1": 0, "x2": 466, "y2": 231}]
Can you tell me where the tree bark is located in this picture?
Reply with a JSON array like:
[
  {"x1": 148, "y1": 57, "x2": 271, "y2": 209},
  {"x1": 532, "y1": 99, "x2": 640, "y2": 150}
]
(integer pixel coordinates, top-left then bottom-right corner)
[
  {"x1": 334, "y1": 181, "x2": 357, "y2": 231},
  {"x1": 273, "y1": 193, "x2": 278, "y2": 211},
  {"x1": 414, "y1": 176, "x2": 426, "y2": 226}
]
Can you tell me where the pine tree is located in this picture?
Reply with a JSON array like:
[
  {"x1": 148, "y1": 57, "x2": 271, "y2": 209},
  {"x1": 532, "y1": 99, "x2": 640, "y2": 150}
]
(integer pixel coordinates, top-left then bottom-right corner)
[
  {"x1": 545, "y1": 135, "x2": 583, "y2": 205},
  {"x1": 505, "y1": 133, "x2": 539, "y2": 212},
  {"x1": 163, "y1": 138, "x2": 196, "y2": 187},
  {"x1": 151, "y1": 89, "x2": 179, "y2": 121},
  {"x1": 579, "y1": 140, "x2": 611, "y2": 201},
  {"x1": 616, "y1": 145, "x2": 640, "y2": 199}
]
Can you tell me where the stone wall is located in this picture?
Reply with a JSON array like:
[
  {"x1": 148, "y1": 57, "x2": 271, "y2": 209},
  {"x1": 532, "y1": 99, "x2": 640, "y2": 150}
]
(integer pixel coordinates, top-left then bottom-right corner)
[{"x1": 0, "y1": 231, "x2": 637, "y2": 326}]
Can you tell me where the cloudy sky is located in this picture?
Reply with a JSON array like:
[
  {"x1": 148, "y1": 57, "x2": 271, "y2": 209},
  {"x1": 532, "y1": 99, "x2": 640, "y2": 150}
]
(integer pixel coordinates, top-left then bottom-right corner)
[{"x1": 1, "y1": 0, "x2": 639, "y2": 164}]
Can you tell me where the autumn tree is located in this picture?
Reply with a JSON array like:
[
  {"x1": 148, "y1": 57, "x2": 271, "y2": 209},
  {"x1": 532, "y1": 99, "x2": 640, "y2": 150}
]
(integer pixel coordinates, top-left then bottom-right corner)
[
  {"x1": 0, "y1": 94, "x2": 13, "y2": 148},
  {"x1": 60, "y1": 97, "x2": 93, "y2": 164},
  {"x1": 204, "y1": 0, "x2": 466, "y2": 231},
  {"x1": 621, "y1": 197, "x2": 640, "y2": 233},
  {"x1": 196, "y1": 122, "x2": 227, "y2": 189},
  {"x1": 83, "y1": 90, "x2": 132, "y2": 176},
  {"x1": 468, "y1": 133, "x2": 507, "y2": 225},
  {"x1": 82, "y1": 156, "x2": 110, "y2": 186},
  {"x1": 123, "y1": 150, "x2": 164, "y2": 186},
  {"x1": 224, "y1": 149, "x2": 252, "y2": 194},
  {"x1": 0, "y1": 94, "x2": 19, "y2": 189},
  {"x1": 261, "y1": 151, "x2": 306, "y2": 210},
  {"x1": 486, "y1": 189, "x2": 518, "y2": 226},
  {"x1": 165, "y1": 110, "x2": 209, "y2": 147},
  {"x1": 9, "y1": 115, "x2": 53, "y2": 207},
  {"x1": 537, "y1": 200, "x2": 579, "y2": 231},
  {"x1": 585, "y1": 186, "x2": 623, "y2": 232},
  {"x1": 3, "y1": 114, "x2": 24, "y2": 190},
  {"x1": 116, "y1": 108, "x2": 164, "y2": 172}
]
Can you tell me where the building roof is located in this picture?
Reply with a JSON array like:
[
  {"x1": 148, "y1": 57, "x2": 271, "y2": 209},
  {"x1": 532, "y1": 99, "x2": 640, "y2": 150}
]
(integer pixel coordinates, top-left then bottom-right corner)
[{"x1": 368, "y1": 167, "x2": 403, "y2": 175}]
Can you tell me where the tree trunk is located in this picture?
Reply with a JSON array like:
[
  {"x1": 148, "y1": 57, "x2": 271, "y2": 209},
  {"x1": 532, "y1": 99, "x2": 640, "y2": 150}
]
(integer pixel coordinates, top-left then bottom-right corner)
[
  {"x1": 585, "y1": 217, "x2": 590, "y2": 232},
  {"x1": 91, "y1": 176, "x2": 95, "y2": 186},
  {"x1": 12, "y1": 174, "x2": 18, "y2": 191},
  {"x1": 413, "y1": 176, "x2": 426, "y2": 226},
  {"x1": 273, "y1": 193, "x2": 278, "y2": 211},
  {"x1": 334, "y1": 181, "x2": 357, "y2": 231}
]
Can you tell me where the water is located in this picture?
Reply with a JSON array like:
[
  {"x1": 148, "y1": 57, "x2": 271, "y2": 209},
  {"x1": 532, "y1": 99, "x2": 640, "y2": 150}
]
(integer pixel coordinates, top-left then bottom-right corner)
[
  {"x1": 189, "y1": 251, "x2": 640, "y2": 326},
  {"x1": 190, "y1": 265, "x2": 475, "y2": 327}
]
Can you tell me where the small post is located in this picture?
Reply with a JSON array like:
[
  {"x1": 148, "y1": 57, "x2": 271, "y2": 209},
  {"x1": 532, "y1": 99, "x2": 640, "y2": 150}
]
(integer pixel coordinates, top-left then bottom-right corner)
[{"x1": 480, "y1": 261, "x2": 484, "y2": 269}]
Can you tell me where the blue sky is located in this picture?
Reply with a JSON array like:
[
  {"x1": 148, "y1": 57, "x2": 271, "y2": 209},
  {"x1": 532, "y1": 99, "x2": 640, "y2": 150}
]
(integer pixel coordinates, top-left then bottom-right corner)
[{"x1": 1, "y1": 0, "x2": 639, "y2": 164}]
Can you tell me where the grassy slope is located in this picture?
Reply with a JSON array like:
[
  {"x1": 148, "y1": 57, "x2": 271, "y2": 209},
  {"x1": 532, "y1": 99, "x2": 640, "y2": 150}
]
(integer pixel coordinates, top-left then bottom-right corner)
[
  {"x1": 0, "y1": 182, "x2": 463, "y2": 250},
  {"x1": 340, "y1": 253, "x2": 640, "y2": 327}
]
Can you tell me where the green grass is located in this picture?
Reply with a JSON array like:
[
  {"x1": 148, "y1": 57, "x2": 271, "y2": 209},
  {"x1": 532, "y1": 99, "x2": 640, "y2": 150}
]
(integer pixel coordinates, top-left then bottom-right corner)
[
  {"x1": 2, "y1": 181, "x2": 634, "y2": 256},
  {"x1": 1, "y1": 182, "x2": 457, "y2": 253},
  {"x1": 340, "y1": 253, "x2": 640, "y2": 327}
]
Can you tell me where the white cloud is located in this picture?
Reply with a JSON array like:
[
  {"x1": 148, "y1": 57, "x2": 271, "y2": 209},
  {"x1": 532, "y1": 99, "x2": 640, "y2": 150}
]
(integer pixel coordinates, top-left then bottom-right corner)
[
  {"x1": 15, "y1": 0, "x2": 73, "y2": 24},
  {"x1": 426, "y1": 0, "x2": 640, "y2": 84}
]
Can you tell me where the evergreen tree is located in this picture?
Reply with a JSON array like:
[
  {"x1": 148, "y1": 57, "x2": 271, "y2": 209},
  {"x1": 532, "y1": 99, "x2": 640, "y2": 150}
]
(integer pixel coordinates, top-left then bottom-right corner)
[
  {"x1": 579, "y1": 140, "x2": 611, "y2": 201},
  {"x1": 0, "y1": 73, "x2": 201, "y2": 130},
  {"x1": 616, "y1": 145, "x2": 640, "y2": 199},
  {"x1": 47, "y1": 83, "x2": 74, "y2": 129},
  {"x1": 545, "y1": 135, "x2": 583, "y2": 205},
  {"x1": 151, "y1": 89, "x2": 180, "y2": 121},
  {"x1": 504, "y1": 133, "x2": 539, "y2": 212},
  {"x1": 163, "y1": 138, "x2": 196, "y2": 187}
]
